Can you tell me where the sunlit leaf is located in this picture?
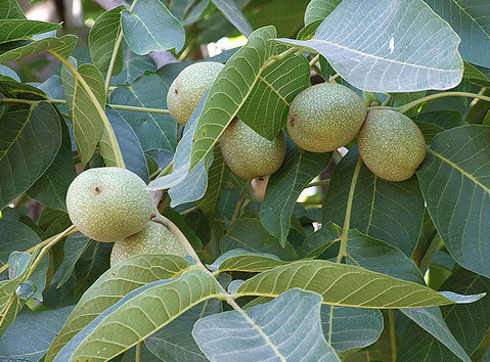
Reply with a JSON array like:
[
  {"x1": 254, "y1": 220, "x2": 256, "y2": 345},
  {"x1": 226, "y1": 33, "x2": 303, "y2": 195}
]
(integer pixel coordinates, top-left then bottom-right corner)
[
  {"x1": 0, "y1": 35, "x2": 77, "y2": 63},
  {"x1": 0, "y1": 19, "x2": 60, "y2": 44}
]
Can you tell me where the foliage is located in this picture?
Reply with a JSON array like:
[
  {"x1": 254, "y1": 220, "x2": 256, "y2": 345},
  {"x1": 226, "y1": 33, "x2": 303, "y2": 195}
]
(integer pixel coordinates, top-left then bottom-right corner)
[{"x1": 0, "y1": 0, "x2": 489, "y2": 361}]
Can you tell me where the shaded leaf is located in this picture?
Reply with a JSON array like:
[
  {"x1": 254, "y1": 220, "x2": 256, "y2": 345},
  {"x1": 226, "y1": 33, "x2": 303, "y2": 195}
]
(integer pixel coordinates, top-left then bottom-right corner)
[
  {"x1": 416, "y1": 111, "x2": 466, "y2": 144},
  {"x1": 0, "y1": 19, "x2": 60, "y2": 44},
  {"x1": 0, "y1": 219, "x2": 40, "y2": 266},
  {"x1": 0, "y1": 102, "x2": 62, "y2": 209},
  {"x1": 198, "y1": 149, "x2": 226, "y2": 216},
  {"x1": 304, "y1": 0, "x2": 341, "y2": 26},
  {"x1": 193, "y1": 288, "x2": 340, "y2": 362},
  {"x1": 0, "y1": 279, "x2": 22, "y2": 335},
  {"x1": 416, "y1": 125, "x2": 490, "y2": 277},
  {"x1": 0, "y1": 35, "x2": 77, "y2": 63},
  {"x1": 278, "y1": 0, "x2": 463, "y2": 92},
  {"x1": 211, "y1": 0, "x2": 252, "y2": 36},
  {"x1": 0, "y1": 0, "x2": 25, "y2": 19},
  {"x1": 208, "y1": 249, "x2": 289, "y2": 273}
]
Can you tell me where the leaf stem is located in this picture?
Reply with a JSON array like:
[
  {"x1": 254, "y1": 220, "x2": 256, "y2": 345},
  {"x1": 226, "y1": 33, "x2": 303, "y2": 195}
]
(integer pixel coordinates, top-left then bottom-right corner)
[
  {"x1": 104, "y1": 0, "x2": 139, "y2": 94},
  {"x1": 263, "y1": 47, "x2": 298, "y2": 68},
  {"x1": 397, "y1": 91, "x2": 490, "y2": 113},
  {"x1": 388, "y1": 310, "x2": 397, "y2": 362},
  {"x1": 336, "y1": 157, "x2": 362, "y2": 263},
  {"x1": 135, "y1": 342, "x2": 142, "y2": 362},
  {"x1": 309, "y1": 54, "x2": 320, "y2": 67},
  {"x1": 50, "y1": 50, "x2": 126, "y2": 168}
]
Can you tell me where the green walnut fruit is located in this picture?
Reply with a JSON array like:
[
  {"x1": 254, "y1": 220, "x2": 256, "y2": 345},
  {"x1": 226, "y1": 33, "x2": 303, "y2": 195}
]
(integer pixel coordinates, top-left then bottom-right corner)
[
  {"x1": 358, "y1": 109, "x2": 426, "y2": 182},
  {"x1": 287, "y1": 83, "x2": 367, "y2": 152},
  {"x1": 220, "y1": 119, "x2": 286, "y2": 180},
  {"x1": 167, "y1": 61, "x2": 224, "y2": 124},
  {"x1": 110, "y1": 221, "x2": 187, "y2": 266},
  {"x1": 66, "y1": 167, "x2": 154, "y2": 242}
]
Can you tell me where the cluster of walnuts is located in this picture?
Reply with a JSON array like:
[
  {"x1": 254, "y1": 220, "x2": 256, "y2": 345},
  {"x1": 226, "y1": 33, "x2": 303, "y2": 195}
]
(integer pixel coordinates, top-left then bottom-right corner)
[
  {"x1": 66, "y1": 168, "x2": 186, "y2": 266},
  {"x1": 169, "y1": 61, "x2": 426, "y2": 183}
]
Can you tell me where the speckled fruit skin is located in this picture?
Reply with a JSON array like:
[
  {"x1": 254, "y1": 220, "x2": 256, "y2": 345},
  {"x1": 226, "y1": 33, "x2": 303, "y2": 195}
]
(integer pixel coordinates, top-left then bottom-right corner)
[
  {"x1": 220, "y1": 119, "x2": 286, "y2": 180},
  {"x1": 110, "y1": 221, "x2": 187, "y2": 266},
  {"x1": 66, "y1": 167, "x2": 153, "y2": 242},
  {"x1": 167, "y1": 61, "x2": 224, "y2": 124},
  {"x1": 287, "y1": 83, "x2": 367, "y2": 152},
  {"x1": 358, "y1": 109, "x2": 426, "y2": 182}
]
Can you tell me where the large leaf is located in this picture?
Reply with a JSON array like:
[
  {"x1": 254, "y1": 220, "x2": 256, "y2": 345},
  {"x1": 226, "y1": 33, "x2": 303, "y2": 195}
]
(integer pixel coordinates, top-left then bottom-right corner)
[
  {"x1": 110, "y1": 73, "x2": 176, "y2": 153},
  {"x1": 237, "y1": 260, "x2": 481, "y2": 308},
  {"x1": 260, "y1": 149, "x2": 330, "y2": 245},
  {"x1": 211, "y1": 0, "x2": 252, "y2": 36},
  {"x1": 61, "y1": 61, "x2": 106, "y2": 166},
  {"x1": 0, "y1": 0, "x2": 25, "y2": 19},
  {"x1": 0, "y1": 20, "x2": 60, "y2": 44},
  {"x1": 321, "y1": 305, "x2": 383, "y2": 352},
  {"x1": 0, "y1": 102, "x2": 62, "y2": 209},
  {"x1": 45, "y1": 255, "x2": 190, "y2": 361},
  {"x1": 0, "y1": 306, "x2": 73, "y2": 362},
  {"x1": 425, "y1": 0, "x2": 490, "y2": 68},
  {"x1": 88, "y1": 6, "x2": 124, "y2": 75},
  {"x1": 416, "y1": 125, "x2": 490, "y2": 277},
  {"x1": 193, "y1": 288, "x2": 340, "y2": 362},
  {"x1": 191, "y1": 26, "x2": 302, "y2": 167},
  {"x1": 400, "y1": 307, "x2": 471, "y2": 362},
  {"x1": 0, "y1": 35, "x2": 77, "y2": 63},
  {"x1": 121, "y1": 0, "x2": 185, "y2": 55},
  {"x1": 53, "y1": 269, "x2": 221, "y2": 361},
  {"x1": 101, "y1": 109, "x2": 149, "y2": 182},
  {"x1": 323, "y1": 149, "x2": 424, "y2": 256},
  {"x1": 278, "y1": 0, "x2": 463, "y2": 92}
]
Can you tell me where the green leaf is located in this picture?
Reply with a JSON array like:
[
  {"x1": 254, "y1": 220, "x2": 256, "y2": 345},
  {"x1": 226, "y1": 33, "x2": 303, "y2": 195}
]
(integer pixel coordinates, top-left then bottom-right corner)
[
  {"x1": 464, "y1": 62, "x2": 490, "y2": 87},
  {"x1": 321, "y1": 305, "x2": 383, "y2": 352},
  {"x1": 323, "y1": 149, "x2": 424, "y2": 256},
  {"x1": 53, "y1": 268, "x2": 221, "y2": 362},
  {"x1": 0, "y1": 219, "x2": 40, "y2": 266},
  {"x1": 45, "y1": 254, "x2": 190, "y2": 361},
  {"x1": 425, "y1": 0, "x2": 490, "y2": 68},
  {"x1": 346, "y1": 229, "x2": 424, "y2": 283},
  {"x1": 0, "y1": 102, "x2": 62, "y2": 209},
  {"x1": 52, "y1": 233, "x2": 91, "y2": 288},
  {"x1": 28, "y1": 118, "x2": 76, "y2": 211},
  {"x1": 0, "y1": 20, "x2": 60, "y2": 44},
  {"x1": 110, "y1": 73, "x2": 176, "y2": 153},
  {"x1": 237, "y1": 260, "x2": 477, "y2": 308},
  {"x1": 400, "y1": 307, "x2": 471, "y2": 362},
  {"x1": 0, "y1": 0, "x2": 25, "y2": 19},
  {"x1": 239, "y1": 53, "x2": 310, "y2": 140},
  {"x1": 211, "y1": 0, "x2": 252, "y2": 36},
  {"x1": 0, "y1": 279, "x2": 22, "y2": 336},
  {"x1": 121, "y1": 0, "x2": 185, "y2": 55},
  {"x1": 298, "y1": 222, "x2": 341, "y2": 257},
  {"x1": 145, "y1": 300, "x2": 221, "y2": 361},
  {"x1": 193, "y1": 288, "x2": 340, "y2": 361},
  {"x1": 0, "y1": 306, "x2": 73, "y2": 361},
  {"x1": 61, "y1": 61, "x2": 106, "y2": 166},
  {"x1": 0, "y1": 35, "x2": 77, "y2": 63},
  {"x1": 208, "y1": 249, "x2": 289, "y2": 273},
  {"x1": 101, "y1": 109, "x2": 149, "y2": 182},
  {"x1": 0, "y1": 78, "x2": 46, "y2": 99},
  {"x1": 88, "y1": 6, "x2": 125, "y2": 75},
  {"x1": 260, "y1": 149, "x2": 330, "y2": 245},
  {"x1": 220, "y1": 217, "x2": 298, "y2": 260},
  {"x1": 304, "y1": 0, "x2": 341, "y2": 26},
  {"x1": 191, "y1": 25, "x2": 289, "y2": 167},
  {"x1": 111, "y1": 52, "x2": 156, "y2": 86},
  {"x1": 278, "y1": 0, "x2": 463, "y2": 92},
  {"x1": 416, "y1": 125, "x2": 490, "y2": 277},
  {"x1": 416, "y1": 111, "x2": 466, "y2": 144},
  {"x1": 0, "y1": 64, "x2": 19, "y2": 81},
  {"x1": 198, "y1": 149, "x2": 226, "y2": 216}
]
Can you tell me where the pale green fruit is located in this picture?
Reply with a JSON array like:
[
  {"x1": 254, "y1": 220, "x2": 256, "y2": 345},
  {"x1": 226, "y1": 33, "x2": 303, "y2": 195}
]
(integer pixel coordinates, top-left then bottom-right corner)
[
  {"x1": 358, "y1": 109, "x2": 426, "y2": 182},
  {"x1": 110, "y1": 221, "x2": 187, "y2": 266},
  {"x1": 287, "y1": 83, "x2": 367, "y2": 152},
  {"x1": 167, "y1": 61, "x2": 224, "y2": 124},
  {"x1": 66, "y1": 167, "x2": 153, "y2": 242},
  {"x1": 220, "y1": 119, "x2": 286, "y2": 180}
]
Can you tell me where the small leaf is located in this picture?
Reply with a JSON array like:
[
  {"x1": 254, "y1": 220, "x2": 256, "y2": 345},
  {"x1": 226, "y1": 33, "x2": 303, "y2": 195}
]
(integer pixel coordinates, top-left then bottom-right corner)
[
  {"x1": 304, "y1": 0, "x2": 341, "y2": 26},
  {"x1": 0, "y1": 0, "x2": 25, "y2": 19},
  {"x1": 208, "y1": 249, "x2": 289, "y2": 273},
  {"x1": 323, "y1": 148, "x2": 424, "y2": 256},
  {"x1": 193, "y1": 288, "x2": 340, "y2": 362},
  {"x1": 278, "y1": 0, "x2": 463, "y2": 92},
  {"x1": 321, "y1": 305, "x2": 383, "y2": 352},
  {"x1": 111, "y1": 52, "x2": 156, "y2": 86},
  {"x1": 0, "y1": 35, "x2": 77, "y2": 63},
  {"x1": 45, "y1": 255, "x2": 190, "y2": 361},
  {"x1": 121, "y1": 0, "x2": 185, "y2": 55},
  {"x1": 0, "y1": 219, "x2": 41, "y2": 266},
  {"x1": 198, "y1": 149, "x2": 226, "y2": 216},
  {"x1": 260, "y1": 149, "x2": 330, "y2": 245},
  {"x1": 54, "y1": 268, "x2": 221, "y2": 361},
  {"x1": 0, "y1": 279, "x2": 22, "y2": 335},
  {"x1": 0, "y1": 102, "x2": 62, "y2": 209},
  {"x1": 88, "y1": 6, "x2": 125, "y2": 75},
  {"x1": 416, "y1": 125, "x2": 490, "y2": 277},
  {"x1": 61, "y1": 61, "x2": 106, "y2": 165},
  {"x1": 52, "y1": 233, "x2": 91, "y2": 288},
  {"x1": 237, "y1": 260, "x2": 480, "y2": 308},
  {"x1": 425, "y1": 0, "x2": 490, "y2": 68},
  {"x1": 0, "y1": 306, "x2": 73, "y2": 361},
  {"x1": 0, "y1": 19, "x2": 60, "y2": 44},
  {"x1": 211, "y1": 0, "x2": 252, "y2": 36}
]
